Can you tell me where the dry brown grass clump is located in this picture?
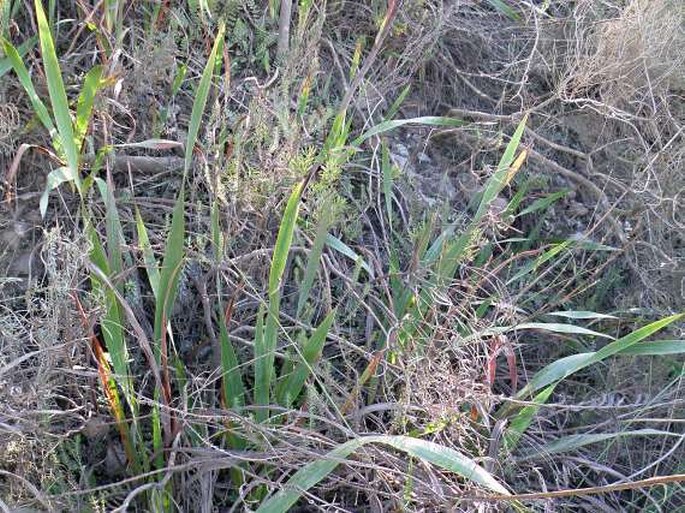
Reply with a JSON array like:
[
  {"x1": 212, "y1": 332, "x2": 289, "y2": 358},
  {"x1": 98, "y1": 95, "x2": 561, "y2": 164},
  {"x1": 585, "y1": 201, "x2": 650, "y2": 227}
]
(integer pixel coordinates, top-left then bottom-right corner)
[
  {"x1": 0, "y1": 230, "x2": 93, "y2": 511},
  {"x1": 563, "y1": 0, "x2": 684, "y2": 110}
]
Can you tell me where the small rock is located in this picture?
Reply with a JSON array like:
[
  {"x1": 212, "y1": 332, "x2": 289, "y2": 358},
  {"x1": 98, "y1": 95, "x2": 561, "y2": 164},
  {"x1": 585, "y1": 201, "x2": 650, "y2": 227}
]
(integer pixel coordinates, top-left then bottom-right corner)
[
  {"x1": 489, "y1": 196, "x2": 509, "y2": 215},
  {"x1": 455, "y1": 173, "x2": 480, "y2": 195},
  {"x1": 8, "y1": 252, "x2": 36, "y2": 277},
  {"x1": 82, "y1": 415, "x2": 110, "y2": 440},
  {"x1": 567, "y1": 201, "x2": 589, "y2": 217},
  {"x1": 105, "y1": 440, "x2": 128, "y2": 477},
  {"x1": 418, "y1": 152, "x2": 431, "y2": 163},
  {"x1": 394, "y1": 143, "x2": 409, "y2": 157},
  {"x1": 391, "y1": 153, "x2": 408, "y2": 170}
]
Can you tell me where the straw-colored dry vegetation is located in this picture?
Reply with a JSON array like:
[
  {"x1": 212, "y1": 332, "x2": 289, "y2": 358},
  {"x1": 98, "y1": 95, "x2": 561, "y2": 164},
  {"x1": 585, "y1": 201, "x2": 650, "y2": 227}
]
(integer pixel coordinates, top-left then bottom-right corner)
[{"x1": 0, "y1": 1, "x2": 683, "y2": 511}]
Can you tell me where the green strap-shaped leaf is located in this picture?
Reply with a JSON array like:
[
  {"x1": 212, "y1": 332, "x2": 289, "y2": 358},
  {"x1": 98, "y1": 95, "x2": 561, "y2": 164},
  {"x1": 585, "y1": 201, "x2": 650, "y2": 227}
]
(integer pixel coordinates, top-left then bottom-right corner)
[
  {"x1": 324, "y1": 234, "x2": 374, "y2": 277},
  {"x1": 353, "y1": 116, "x2": 464, "y2": 146},
  {"x1": 255, "y1": 181, "x2": 304, "y2": 423},
  {"x1": 518, "y1": 429, "x2": 682, "y2": 462},
  {"x1": 517, "y1": 314, "x2": 684, "y2": 399},
  {"x1": 35, "y1": 0, "x2": 80, "y2": 183},
  {"x1": 473, "y1": 115, "x2": 527, "y2": 222},
  {"x1": 257, "y1": 435, "x2": 510, "y2": 513},
  {"x1": 277, "y1": 311, "x2": 335, "y2": 408},
  {"x1": 74, "y1": 65, "x2": 103, "y2": 149},
  {"x1": 546, "y1": 310, "x2": 618, "y2": 320},
  {"x1": 39, "y1": 167, "x2": 72, "y2": 217},
  {"x1": 135, "y1": 208, "x2": 161, "y2": 299},
  {"x1": 296, "y1": 206, "x2": 335, "y2": 318},
  {"x1": 514, "y1": 322, "x2": 615, "y2": 340},
  {"x1": 184, "y1": 21, "x2": 225, "y2": 177},
  {"x1": 0, "y1": 36, "x2": 37, "y2": 78},
  {"x1": 617, "y1": 340, "x2": 685, "y2": 356},
  {"x1": 1, "y1": 37, "x2": 57, "y2": 141},
  {"x1": 218, "y1": 305, "x2": 245, "y2": 409},
  {"x1": 153, "y1": 186, "x2": 186, "y2": 347},
  {"x1": 504, "y1": 384, "x2": 556, "y2": 451}
]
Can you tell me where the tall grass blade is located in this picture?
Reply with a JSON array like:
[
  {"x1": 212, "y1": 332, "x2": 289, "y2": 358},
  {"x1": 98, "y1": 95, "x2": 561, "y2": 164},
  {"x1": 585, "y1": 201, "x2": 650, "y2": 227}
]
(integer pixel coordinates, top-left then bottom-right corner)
[
  {"x1": 546, "y1": 310, "x2": 618, "y2": 320},
  {"x1": 396, "y1": 118, "x2": 531, "y2": 350},
  {"x1": 135, "y1": 208, "x2": 160, "y2": 299},
  {"x1": 381, "y1": 142, "x2": 394, "y2": 231},
  {"x1": 384, "y1": 84, "x2": 410, "y2": 122},
  {"x1": 269, "y1": 180, "x2": 304, "y2": 303},
  {"x1": 39, "y1": 166, "x2": 71, "y2": 217},
  {"x1": 35, "y1": 0, "x2": 80, "y2": 184},
  {"x1": 321, "y1": 111, "x2": 351, "y2": 164},
  {"x1": 503, "y1": 384, "x2": 555, "y2": 451},
  {"x1": 210, "y1": 201, "x2": 245, "y2": 410},
  {"x1": 506, "y1": 239, "x2": 574, "y2": 285},
  {"x1": 87, "y1": 223, "x2": 143, "y2": 470},
  {"x1": 421, "y1": 222, "x2": 455, "y2": 266},
  {"x1": 590, "y1": 314, "x2": 683, "y2": 362},
  {"x1": 218, "y1": 301, "x2": 245, "y2": 409},
  {"x1": 74, "y1": 65, "x2": 103, "y2": 148},
  {"x1": 277, "y1": 311, "x2": 335, "y2": 408},
  {"x1": 151, "y1": 400, "x2": 164, "y2": 470},
  {"x1": 296, "y1": 206, "x2": 334, "y2": 318},
  {"x1": 353, "y1": 116, "x2": 464, "y2": 146},
  {"x1": 325, "y1": 234, "x2": 373, "y2": 277},
  {"x1": 151, "y1": 183, "x2": 185, "y2": 467},
  {"x1": 1, "y1": 37, "x2": 56, "y2": 139},
  {"x1": 88, "y1": 227, "x2": 129, "y2": 397},
  {"x1": 437, "y1": 117, "x2": 528, "y2": 283},
  {"x1": 517, "y1": 314, "x2": 683, "y2": 399},
  {"x1": 253, "y1": 305, "x2": 266, "y2": 419},
  {"x1": 147, "y1": 20, "x2": 226, "y2": 381},
  {"x1": 95, "y1": 177, "x2": 124, "y2": 278},
  {"x1": 516, "y1": 190, "x2": 569, "y2": 218},
  {"x1": 435, "y1": 230, "x2": 475, "y2": 284},
  {"x1": 617, "y1": 340, "x2": 685, "y2": 356},
  {"x1": 184, "y1": 21, "x2": 225, "y2": 177},
  {"x1": 90, "y1": 328, "x2": 137, "y2": 469},
  {"x1": 513, "y1": 322, "x2": 614, "y2": 340},
  {"x1": 517, "y1": 429, "x2": 681, "y2": 462},
  {"x1": 473, "y1": 115, "x2": 527, "y2": 221},
  {"x1": 153, "y1": 188, "x2": 185, "y2": 346},
  {"x1": 255, "y1": 181, "x2": 304, "y2": 422},
  {"x1": 148, "y1": 24, "x2": 227, "y2": 456},
  {"x1": 257, "y1": 435, "x2": 510, "y2": 512},
  {"x1": 0, "y1": 36, "x2": 36, "y2": 78},
  {"x1": 95, "y1": 178, "x2": 130, "y2": 398}
]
